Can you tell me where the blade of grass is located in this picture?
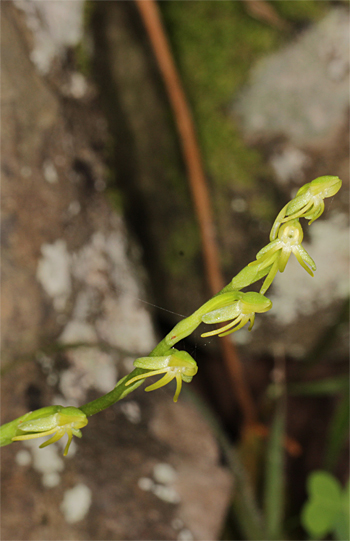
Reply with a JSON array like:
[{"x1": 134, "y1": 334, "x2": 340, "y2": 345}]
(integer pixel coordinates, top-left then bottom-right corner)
[
  {"x1": 264, "y1": 398, "x2": 286, "y2": 540},
  {"x1": 288, "y1": 376, "x2": 349, "y2": 396},
  {"x1": 185, "y1": 387, "x2": 266, "y2": 540},
  {"x1": 324, "y1": 390, "x2": 350, "y2": 472}
]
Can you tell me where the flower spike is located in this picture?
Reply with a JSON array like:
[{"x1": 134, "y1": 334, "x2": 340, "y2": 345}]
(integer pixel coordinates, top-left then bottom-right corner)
[
  {"x1": 201, "y1": 291, "x2": 272, "y2": 337},
  {"x1": 9, "y1": 406, "x2": 88, "y2": 456},
  {"x1": 125, "y1": 350, "x2": 198, "y2": 402}
]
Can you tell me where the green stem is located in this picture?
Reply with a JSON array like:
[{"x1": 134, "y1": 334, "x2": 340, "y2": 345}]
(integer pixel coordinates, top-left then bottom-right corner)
[
  {"x1": 80, "y1": 289, "x2": 242, "y2": 417},
  {"x1": 80, "y1": 368, "x2": 147, "y2": 417}
]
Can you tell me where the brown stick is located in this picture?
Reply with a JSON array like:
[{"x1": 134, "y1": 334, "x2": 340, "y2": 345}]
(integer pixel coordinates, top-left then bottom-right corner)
[{"x1": 135, "y1": 0, "x2": 257, "y2": 428}]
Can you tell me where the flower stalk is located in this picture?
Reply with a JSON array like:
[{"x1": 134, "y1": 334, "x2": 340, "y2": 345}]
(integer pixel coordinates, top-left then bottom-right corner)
[{"x1": 0, "y1": 176, "x2": 342, "y2": 454}]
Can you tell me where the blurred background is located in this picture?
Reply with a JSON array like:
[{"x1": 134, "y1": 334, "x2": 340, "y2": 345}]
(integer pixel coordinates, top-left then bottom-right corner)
[{"x1": 1, "y1": 1, "x2": 349, "y2": 539}]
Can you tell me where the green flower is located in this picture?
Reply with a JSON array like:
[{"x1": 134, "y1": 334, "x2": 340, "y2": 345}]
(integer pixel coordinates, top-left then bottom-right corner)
[
  {"x1": 249, "y1": 219, "x2": 316, "y2": 294},
  {"x1": 4, "y1": 406, "x2": 88, "y2": 456},
  {"x1": 125, "y1": 350, "x2": 198, "y2": 402},
  {"x1": 201, "y1": 291, "x2": 272, "y2": 337},
  {"x1": 270, "y1": 175, "x2": 342, "y2": 240}
]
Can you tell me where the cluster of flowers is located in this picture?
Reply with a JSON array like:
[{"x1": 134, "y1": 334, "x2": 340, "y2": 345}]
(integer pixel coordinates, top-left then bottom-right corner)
[{"x1": 0, "y1": 176, "x2": 342, "y2": 455}]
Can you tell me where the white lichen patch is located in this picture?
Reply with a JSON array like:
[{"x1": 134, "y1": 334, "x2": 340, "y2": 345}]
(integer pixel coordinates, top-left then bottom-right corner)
[
  {"x1": 50, "y1": 224, "x2": 157, "y2": 404},
  {"x1": 36, "y1": 240, "x2": 71, "y2": 311},
  {"x1": 59, "y1": 347, "x2": 117, "y2": 402},
  {"x1": 138, "y1": 463, "x2": 180, "y2": 503},
  {"x1": 153, "y1": 463, "x2": 178, "y2": 485},
  {"x1": 234, "y1": 8, "x2": 349, "y2": 145},
  {"x1": 23, "y1": 438, "x2": 64, "y2": 487},
  {"x1": 149, "y1": 462, "x2": 181, "y2": 503},
  {"x1": 14, "y1": 0, "x2": 85, "y2": 74},
  {"x1": 71, "y1": 232, "x2": 110, "y2": 291},
  {"x1": 270, "y1": 145, "x2": 310, "y2": 185},
  {"x1": 177, "y1": 529, "x2": 194, "y2": 541},
  {"x1": 43, "y1": 159, "x2": 58, "y2": 184},
  {"x1": 70, "y1": 231, "x2": 156, "y2": 354},
  {"x1": 269, "y1": 214, "x2": 349, "y2": 324},
  {"x1": 152, "y1": 484, "x2": 181, "y2": 504},
  {"x1": 59, "y1": 320, "x2": 98, "y2": 345},
  {"x1": 15, "y1": 449, "x2": 32, "y2": 467},
  {"x1": 120, "y1": 401, "x2": 141, "y2": 424},
  {"x1": 97, "y1": 295, "x2": 156, "y2": 355},
  {"x1": 105, "y1": 231, "x2": 140, "y2": 298},
  {"x1": 138, "y1": 477, "x2": 154, "y2": 492},
  {"x1": 60, "y1": 483, "x2": 92, "y2": 524},
  {"x1": 62, "y1": 72, "x2": 88, "y2": 99},
  {"x1": 43, "y1": 472, "x2": 62, "y2": 488}
]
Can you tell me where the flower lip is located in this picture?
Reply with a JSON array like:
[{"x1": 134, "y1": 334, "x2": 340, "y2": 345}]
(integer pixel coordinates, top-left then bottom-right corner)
[{"x1": 278, "y1": 220, "x2": 303, "y2": 245}]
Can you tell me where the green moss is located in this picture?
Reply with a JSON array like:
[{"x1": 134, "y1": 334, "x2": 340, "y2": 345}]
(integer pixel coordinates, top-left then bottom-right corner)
[
  {"x1": 159, "y1": 0, "x2": 331, "y2": 218},
  {"x1": 163, "y1": 222, "x2": 201, "y2": 277},
  {"x1": 273, "y1": 0, "x2": 328, "y2": 22},
  {"x1": 106, "y1": 187, "x2": 125, "y2": 214},
  {"x1": 160, "y1": 1, "x2": 281, "y2": 193},
  {"x1": 75, "y1": 2, "x2": 96, "y2": 76}
]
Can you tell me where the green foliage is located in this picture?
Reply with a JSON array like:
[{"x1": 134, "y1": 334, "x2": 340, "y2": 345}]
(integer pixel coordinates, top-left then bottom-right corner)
[
  {"x1": 289, "y1": 376, "x2": 349, "y2": 396},
  {"x1": 264, "y1": 400, "x2": 286, "y2": 540},
  {"x1": 288, "y1": 376, "x2": 349, "y2": 473},
  {"x1": 301, "y1": 471, "x2": 349, "y2": 540}
]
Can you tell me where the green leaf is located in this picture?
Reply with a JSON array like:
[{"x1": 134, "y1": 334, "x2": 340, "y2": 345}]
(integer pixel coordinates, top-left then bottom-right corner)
[
  {"x1": 301, "y1": 471, "x2": 347, "y2": 539},
  {"x1": 335, "y1": 481, "x2": 350, "y2": 540}
]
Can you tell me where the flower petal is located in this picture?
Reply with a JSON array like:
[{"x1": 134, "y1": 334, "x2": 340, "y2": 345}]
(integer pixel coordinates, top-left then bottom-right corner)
[{"x1": 144, "y1": 372, "x2": 174, "y2": 392}]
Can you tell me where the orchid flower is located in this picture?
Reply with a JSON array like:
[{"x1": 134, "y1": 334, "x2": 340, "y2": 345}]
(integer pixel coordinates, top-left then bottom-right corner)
[
  {"x1": 7, "y1": 406, "x2": 88, "y2": 456},
  {"x1": 125, "y1": 350, "x2": 198, "y2": 402},
  {"x1": 201, "y1": 291, "x2": 272, "y2": 337}
]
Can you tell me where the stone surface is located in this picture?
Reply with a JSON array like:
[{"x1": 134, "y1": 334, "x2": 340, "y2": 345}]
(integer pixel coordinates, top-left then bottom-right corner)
[
  {"x1": 1, "y1": 3, "x2": 232, "y2": 540},
  {"x1": 234, "y1": 8, "x2": 349, "y2": 146}
]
